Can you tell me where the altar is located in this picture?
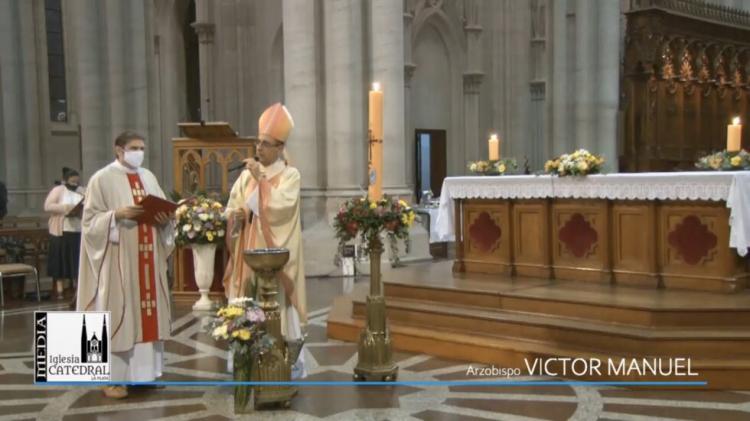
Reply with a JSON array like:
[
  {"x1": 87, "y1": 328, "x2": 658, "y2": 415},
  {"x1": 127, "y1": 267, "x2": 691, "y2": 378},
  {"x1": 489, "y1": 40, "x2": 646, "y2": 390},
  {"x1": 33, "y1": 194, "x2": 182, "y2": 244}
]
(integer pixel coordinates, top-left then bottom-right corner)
[
  {"x1": 435, "y1": 172, "x2": 750, "y2": 293},
  {"x1": 328, "y1": 172, "x2": 750, "y2": 389}
]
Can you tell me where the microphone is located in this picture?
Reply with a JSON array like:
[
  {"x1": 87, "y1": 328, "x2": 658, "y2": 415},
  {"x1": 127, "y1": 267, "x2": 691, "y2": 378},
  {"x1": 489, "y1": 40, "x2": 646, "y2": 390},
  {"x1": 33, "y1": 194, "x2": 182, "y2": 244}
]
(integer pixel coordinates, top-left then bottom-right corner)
[{"x1": 228, "y1": 156, "x2": 260, "y2": 172}]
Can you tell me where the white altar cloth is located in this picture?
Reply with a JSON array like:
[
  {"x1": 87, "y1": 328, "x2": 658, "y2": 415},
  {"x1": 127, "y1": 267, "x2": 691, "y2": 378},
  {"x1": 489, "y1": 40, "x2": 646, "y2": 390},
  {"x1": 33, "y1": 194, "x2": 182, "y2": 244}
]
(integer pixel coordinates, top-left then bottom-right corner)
[{"x1": 435, "y1": 172, "x2": 750, "y2": 256}]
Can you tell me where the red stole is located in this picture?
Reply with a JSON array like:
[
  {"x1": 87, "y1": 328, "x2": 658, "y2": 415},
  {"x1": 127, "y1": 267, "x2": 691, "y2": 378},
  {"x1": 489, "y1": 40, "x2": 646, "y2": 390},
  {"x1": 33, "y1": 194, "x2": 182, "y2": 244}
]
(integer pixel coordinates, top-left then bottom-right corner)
[{"x1": 126, "y1": 173, "x2": 158, "y2": 342}]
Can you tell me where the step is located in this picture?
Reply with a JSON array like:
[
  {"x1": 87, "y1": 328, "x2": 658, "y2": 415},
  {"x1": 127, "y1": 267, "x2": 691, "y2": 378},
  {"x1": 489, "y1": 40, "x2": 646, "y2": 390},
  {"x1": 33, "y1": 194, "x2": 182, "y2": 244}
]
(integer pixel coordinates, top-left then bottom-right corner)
[
  {"x1": 328, "y1": 296, "x2": 750, "y2": 389},
  {"x1": 351, "y1": 294, "x2": 750, "y2": 359},
  {"x1": 383, "y1": 278, "x2": 750, "y2": 328}
]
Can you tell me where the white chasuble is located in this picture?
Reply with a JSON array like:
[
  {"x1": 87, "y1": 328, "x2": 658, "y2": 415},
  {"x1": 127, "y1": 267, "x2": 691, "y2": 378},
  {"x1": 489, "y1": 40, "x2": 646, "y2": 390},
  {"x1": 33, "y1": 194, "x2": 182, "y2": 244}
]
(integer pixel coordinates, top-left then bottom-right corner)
[
  {"x1": 224, "y1": 160, "x2": 307, "y2": 338},
  {"x1": 76, "y1": 161, "x2": 174, "y2": 381}
]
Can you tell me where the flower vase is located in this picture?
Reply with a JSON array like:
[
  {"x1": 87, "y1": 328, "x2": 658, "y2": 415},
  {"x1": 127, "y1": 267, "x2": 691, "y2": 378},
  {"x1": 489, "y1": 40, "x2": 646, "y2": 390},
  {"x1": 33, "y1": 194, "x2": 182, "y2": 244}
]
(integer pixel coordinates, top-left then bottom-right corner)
[
  {"x1": 233, "y1": 351, "x2": 254, "y2": 413},
  {"x1": 191, "y1": 243, "x2": 217, "y2": 311}
]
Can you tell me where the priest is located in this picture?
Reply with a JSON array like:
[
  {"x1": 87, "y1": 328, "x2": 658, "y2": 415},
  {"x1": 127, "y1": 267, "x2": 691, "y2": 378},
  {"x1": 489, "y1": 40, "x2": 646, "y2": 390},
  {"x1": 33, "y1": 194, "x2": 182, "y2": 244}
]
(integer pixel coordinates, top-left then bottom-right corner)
[
  {"x1": 77, "y1": 131, "x2": 175, "y2": 399},
  {"x1": 224, "y1": 103, "x2": 307, "y2": 378}
]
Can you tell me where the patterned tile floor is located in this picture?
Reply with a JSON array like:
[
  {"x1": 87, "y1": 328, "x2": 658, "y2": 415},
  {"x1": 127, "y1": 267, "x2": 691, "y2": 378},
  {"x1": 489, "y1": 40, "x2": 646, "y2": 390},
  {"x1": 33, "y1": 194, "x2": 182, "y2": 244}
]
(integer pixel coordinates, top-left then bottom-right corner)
[{"x1": 2, "y1": 275, "x2": 750, "y2": 420}]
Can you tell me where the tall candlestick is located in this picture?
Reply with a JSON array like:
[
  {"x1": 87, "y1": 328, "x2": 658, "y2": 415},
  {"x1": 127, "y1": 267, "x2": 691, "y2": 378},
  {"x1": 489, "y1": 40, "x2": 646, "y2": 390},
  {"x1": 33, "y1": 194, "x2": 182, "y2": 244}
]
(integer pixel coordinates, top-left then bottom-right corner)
[
  {"x1": 368, "y1": 82, "x2": 384, "y2": 200},
  {"x1": 728, "y1": 117, "x2": 742, "y2": 152},
  {"x1": 488, "y1": 134, "x2": 500, "y2": 161}
]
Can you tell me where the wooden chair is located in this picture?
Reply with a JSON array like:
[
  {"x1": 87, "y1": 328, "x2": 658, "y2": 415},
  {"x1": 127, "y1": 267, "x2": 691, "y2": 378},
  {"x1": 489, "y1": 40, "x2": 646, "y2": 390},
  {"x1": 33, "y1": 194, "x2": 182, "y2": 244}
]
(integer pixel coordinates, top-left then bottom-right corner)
[{"x1": 0, "y1": 263, "x2": 41, "y2": 308}]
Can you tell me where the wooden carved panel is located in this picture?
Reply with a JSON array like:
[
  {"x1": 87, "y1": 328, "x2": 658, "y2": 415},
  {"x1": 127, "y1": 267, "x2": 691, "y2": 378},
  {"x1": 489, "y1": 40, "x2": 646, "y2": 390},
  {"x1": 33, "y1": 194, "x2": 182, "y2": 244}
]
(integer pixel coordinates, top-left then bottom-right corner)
[
  {"x1": 512, "y1": 200, "x2": 551, "y2": 278},
  {"x1": 462, "y1": 199, "x2": 512, "y2": 275},
  {"x1": 659, "y1": 201, "x2": 747, "y2": 292},
  {"x1": 612, "y1": 201, "x2": 659, "y2": 287},
  {"x1": 551, "y1": 200, "x2": 610, "y2": 283},
  {"x1": 558, "y1": 214, "x2": 598, "y2": 258},
  {"x1": 667, "y1": 215, "x2": 718, "y2": 265}
]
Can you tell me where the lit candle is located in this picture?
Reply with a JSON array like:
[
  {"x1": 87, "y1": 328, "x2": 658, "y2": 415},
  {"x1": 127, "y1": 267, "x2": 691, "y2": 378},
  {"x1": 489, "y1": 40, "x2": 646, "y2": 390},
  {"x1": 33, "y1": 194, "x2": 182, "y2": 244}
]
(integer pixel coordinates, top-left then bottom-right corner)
[
  {"x1": 488, "y1": 133, "x2": 500, "y2": 161},
  {"x1": 728, "y1": 117, "x2": 742, "y2": 152},
  {"x1": 368, "y1": 82, "x2": 384, "y2": 200}
]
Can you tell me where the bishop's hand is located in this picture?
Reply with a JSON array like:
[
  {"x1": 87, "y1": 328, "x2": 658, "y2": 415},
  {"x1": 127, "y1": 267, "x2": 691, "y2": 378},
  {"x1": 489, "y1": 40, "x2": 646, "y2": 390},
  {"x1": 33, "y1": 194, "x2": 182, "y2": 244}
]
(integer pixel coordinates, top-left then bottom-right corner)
[{"x1": 244, "y1": 158, "x2": 262, "y2": 180}]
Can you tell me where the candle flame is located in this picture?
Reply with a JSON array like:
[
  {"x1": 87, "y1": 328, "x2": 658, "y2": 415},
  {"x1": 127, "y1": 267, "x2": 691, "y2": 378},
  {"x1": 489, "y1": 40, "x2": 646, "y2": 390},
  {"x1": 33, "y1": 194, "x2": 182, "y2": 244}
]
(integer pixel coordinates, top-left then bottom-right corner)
[
  {"x1": 733, "y1": 116, "x2": 741, "y2": 125},
  {"x1": 372, "y1": 82, "x2": 381, "y2": 92},
  {"x1": 490, "y1": 134, "x2": 498, "y2": 141}
]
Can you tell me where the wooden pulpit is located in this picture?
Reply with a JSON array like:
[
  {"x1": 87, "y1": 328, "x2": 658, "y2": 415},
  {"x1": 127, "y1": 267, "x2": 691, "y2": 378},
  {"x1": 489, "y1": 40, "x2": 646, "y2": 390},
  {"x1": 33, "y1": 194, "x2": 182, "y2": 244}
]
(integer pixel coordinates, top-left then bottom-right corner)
[{"x1": 171, "y1": 122, "x2": 257, "y2": 300}]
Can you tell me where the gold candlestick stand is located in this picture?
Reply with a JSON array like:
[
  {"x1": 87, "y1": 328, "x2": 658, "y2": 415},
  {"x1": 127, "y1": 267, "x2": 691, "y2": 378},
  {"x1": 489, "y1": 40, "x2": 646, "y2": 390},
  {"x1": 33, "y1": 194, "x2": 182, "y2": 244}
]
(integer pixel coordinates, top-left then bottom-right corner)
[
  {"x1": 353, "y1": 237, "x2": 398, "y2": 381},
  {"x1": 242, "y1": 248, "x2": 303, "y2": 409}
]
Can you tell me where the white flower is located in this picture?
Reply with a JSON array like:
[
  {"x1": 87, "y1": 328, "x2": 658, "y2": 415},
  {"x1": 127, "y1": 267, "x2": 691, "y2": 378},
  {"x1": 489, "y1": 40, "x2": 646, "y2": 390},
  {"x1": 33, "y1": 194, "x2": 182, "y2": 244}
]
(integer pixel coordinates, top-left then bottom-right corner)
[
  {"x1": 218, "y1": 229, "x2": 225, "y2": 237},
  {"x1": 199, "y1": 213, "x2": 209, "y2": 221},
  {"x1": 182, "y1": 224, "x2": 192, "y2": 232},
  {"x1": 194, "y1": 223, "x2": 202, "y2": 231},
  {"x1": 229, "y1": 296, "x2": 254, "y2": 305}
]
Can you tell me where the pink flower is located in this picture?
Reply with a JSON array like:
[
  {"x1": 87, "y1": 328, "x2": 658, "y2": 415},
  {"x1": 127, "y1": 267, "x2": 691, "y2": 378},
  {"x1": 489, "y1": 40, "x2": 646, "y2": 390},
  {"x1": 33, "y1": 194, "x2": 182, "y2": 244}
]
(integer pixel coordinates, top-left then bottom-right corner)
[{"x1": 247, "y1": 308, "x2": 265, "y2": 323}]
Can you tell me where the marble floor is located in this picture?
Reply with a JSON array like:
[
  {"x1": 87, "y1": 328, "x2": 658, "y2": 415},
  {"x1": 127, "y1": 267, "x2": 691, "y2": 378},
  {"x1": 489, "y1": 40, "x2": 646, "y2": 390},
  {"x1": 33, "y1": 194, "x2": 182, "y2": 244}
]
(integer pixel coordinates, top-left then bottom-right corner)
[{"x1": 2, "y1": 273, "x2": 750, "y2": 420}]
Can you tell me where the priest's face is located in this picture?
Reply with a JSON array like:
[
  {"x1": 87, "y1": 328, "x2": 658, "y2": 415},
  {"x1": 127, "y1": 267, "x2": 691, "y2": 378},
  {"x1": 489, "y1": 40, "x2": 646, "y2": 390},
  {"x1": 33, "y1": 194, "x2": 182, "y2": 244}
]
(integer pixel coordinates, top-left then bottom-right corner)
[
  {"x1": 115, "y1": 139, "x2": 146, "y2": 169},
  {"x1": 256, "y1": 137, "x2": 284, "y2": 166}
]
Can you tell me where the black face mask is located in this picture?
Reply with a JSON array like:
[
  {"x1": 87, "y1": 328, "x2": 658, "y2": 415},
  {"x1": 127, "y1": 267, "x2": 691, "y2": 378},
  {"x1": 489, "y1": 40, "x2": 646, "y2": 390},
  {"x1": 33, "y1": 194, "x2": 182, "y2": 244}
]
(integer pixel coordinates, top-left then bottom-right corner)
[{"x1": 65, "y1": 183, "x2": 78, "y2": 191}]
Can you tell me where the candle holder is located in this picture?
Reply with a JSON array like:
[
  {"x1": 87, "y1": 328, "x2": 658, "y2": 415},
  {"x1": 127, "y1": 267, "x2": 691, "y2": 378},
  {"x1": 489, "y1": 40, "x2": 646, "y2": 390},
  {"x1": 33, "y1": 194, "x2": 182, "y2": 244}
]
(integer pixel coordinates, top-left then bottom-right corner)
[{"x1": 353, "y1": 236, "x2": 398, "y2": 382}]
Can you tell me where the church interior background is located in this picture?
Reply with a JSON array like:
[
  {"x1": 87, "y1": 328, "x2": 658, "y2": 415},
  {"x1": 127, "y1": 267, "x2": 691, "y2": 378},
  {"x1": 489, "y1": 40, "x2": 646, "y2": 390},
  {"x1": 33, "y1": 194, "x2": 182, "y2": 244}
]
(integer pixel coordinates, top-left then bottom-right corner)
[{"x1": 4, "y1": 0, "x2": 750, "y2": 419}]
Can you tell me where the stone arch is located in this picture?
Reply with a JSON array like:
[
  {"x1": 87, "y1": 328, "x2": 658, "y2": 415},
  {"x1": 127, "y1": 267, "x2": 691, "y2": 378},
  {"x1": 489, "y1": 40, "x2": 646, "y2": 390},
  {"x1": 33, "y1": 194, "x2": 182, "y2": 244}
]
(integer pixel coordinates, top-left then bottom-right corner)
[{"x1": 410, "y1": 8, "x2": 466, "y2": 175}]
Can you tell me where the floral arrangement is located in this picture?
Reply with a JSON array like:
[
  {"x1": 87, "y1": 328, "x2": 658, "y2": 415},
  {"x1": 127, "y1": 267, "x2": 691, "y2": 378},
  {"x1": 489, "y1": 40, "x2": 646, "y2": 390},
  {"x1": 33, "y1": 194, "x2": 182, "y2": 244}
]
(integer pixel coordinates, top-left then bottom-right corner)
[
  {"x1": 695, "y1": 150, "x2": 750, "y2": 171},
  {"x1": 334, "y1": 196, "x2": 417, "y2": 256},
  {"x1": 210, "y1": 297, "x2": 273, "y2": 354},
  {"x1": 467, "y1": 158, "x2": 517, "y2": 176},
  {"x1": 544, "y1": 149, "x2": 605, "y2": 176},
  {"x1": 209, "y1": 297, "x2": 275, "y2": 412},
  {"x1": 175, "y1": 196, "x2": 227, "y2": 245}
]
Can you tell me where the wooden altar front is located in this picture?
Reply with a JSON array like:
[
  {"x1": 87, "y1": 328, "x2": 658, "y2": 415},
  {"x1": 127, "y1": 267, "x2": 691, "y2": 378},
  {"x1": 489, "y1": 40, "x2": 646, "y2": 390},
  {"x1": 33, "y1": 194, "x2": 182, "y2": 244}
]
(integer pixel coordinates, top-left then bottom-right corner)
[
  {"x1": 443, "y1": 173, "x2": 750, "y2": 293},
  {"x1": 171, "y1": 122, "x2": 257, "y2": 300}
]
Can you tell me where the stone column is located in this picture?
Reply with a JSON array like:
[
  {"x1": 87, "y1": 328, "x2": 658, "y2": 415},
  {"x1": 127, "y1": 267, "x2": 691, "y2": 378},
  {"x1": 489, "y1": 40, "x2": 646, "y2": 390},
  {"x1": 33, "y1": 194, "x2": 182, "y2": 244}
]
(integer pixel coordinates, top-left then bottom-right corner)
[
  {"x1": 371, "y1": 0, "x2": 407, "y2": 194},
  {"x1": 283, "y1": 0, "x2": 320, "y2": 188},
  {"x1": 0, "y1": 0, "x2": 27, "y2": 190},
  {"x1": 67, "y1": 0, "x2": 110, "y2": 176},
  {"x1": 404, "y1": 1, "x2": 416, "y2": 189},
  {"x1": 193, "y1": 0, "x2": 215, "y2": 121},
  {"x1": 551, "y1": 0, "x2": 569, "y2": 154},
  {"x1": 463, "y1": 0, "x2": 483, "y2": 161},
  {"x1": 323, "y1": 0, "x2": 365, "y2": 196},
  {"x1": 575, "y1": 0, "x2": 596, "y2": 150},
  {"x1": 596, "y1": 0, "x2": 620, "y2": 169},
  {"x1": 283, "y1": 0, "x2": 323, "y2": 228}
]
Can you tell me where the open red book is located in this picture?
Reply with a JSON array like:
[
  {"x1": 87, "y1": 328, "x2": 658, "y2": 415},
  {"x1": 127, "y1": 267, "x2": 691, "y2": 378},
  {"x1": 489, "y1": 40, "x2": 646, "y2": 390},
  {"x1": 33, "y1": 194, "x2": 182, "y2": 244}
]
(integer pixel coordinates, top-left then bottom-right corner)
[{"x1": 135, "y1": 195, "x2": 178, "y2": 225}]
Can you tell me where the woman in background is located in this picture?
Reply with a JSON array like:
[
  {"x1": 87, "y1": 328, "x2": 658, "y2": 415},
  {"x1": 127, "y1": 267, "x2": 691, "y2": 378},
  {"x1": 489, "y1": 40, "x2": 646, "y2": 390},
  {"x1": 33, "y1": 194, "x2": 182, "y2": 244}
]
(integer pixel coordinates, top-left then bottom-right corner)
[{"x1": 44, "y1": 167, "x2": 85, "y2": 299}]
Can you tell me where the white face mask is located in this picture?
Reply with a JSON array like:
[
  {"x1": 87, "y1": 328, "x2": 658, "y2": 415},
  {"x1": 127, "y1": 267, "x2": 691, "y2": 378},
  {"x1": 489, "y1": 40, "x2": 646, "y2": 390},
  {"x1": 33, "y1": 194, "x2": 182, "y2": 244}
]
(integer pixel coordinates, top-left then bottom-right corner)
[{"x1": 123, "y1": 150, "x2": 145, "y2": 168}]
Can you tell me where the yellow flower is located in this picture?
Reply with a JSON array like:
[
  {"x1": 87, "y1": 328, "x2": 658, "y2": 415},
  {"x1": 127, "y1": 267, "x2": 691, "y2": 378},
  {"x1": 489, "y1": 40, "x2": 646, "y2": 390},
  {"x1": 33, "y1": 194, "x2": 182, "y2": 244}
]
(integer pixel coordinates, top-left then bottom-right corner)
[
  {"x1": 497, "y1": 164, "x2": 506, "y2": 173},
  {"x1": 709, "y1": 157, "x2": 722, "y2": 169},
  {"x1": 369, "y1": 201, "x2": 377, "y2": 209},
  {"x1": 401, "y1": 214, "x2": 409, "y2": 225},
  {"x1": 399, "y1": 199, "x2": 407, "y2": 208},
  {"x1": 219, "y1": 305, "x2": 244, "y2": 319},
  {"x1": 206, "y1": 232, "x2": 215, "y2": 242},
  {"x1": 577, "y1": 161, "x2": 589, "y2": 172},
  {"x1": 731, "y1": 156, "x2": 742, "y2": 167},
  {"x1": 212, "y1": 202, "x2": 223, "y2": 209},
  {"x1": 231, "y1": 329, "x2": 251, "y2": 341}
]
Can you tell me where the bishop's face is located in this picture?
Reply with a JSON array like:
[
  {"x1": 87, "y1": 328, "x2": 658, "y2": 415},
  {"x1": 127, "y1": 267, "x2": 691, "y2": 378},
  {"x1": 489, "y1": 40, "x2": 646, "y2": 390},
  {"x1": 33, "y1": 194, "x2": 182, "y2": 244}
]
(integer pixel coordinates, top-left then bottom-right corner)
[{"x1": 256, "y1": 136, "x2": 284, "y2": 167}]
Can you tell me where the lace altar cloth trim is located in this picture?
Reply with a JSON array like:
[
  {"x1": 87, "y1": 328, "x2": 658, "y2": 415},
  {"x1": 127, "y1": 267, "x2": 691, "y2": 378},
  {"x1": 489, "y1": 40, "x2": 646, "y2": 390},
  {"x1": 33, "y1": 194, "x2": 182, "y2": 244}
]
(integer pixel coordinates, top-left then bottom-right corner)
[{"x1": 434, "y1": 172, "x2": 750, "y2": 256}]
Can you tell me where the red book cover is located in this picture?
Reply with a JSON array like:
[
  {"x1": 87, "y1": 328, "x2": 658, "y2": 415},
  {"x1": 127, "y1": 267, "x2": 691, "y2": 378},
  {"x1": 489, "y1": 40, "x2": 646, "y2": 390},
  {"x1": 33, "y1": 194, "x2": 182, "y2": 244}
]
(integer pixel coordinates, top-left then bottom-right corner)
[{"x1": 135, "y1": 195, "x2": 178, "y2": 225}]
